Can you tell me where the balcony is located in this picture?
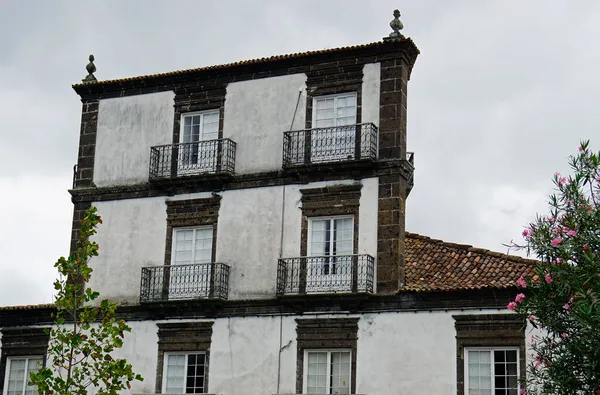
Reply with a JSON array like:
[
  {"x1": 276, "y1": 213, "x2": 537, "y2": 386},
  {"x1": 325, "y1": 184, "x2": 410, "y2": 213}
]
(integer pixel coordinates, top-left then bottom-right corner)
[
  {"x1": 282, "y1": 123, "x2": 378, "y2": 167},
  {"x1": 149, "y1": 139, "x2": 236, "y2": 180},
  {"x1": 276, "y1": 255, "x2": 374, "y2": 296},
  {"x1": 140, "y1": 263, "x2": 230, "y2": 303}
]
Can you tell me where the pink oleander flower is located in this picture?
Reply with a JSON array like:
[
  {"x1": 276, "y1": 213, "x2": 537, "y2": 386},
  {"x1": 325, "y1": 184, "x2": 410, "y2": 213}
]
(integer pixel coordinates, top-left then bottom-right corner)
[
  {"x1": 507, "y1": 301, "x2": 517, "y2": 311},
  {"x1": 584, "y1": 243, "x2": 590, "y2": 250},
  {"x1": 516, "y1": 276, "x2": 527, "y2": 288},
  {"x1": 561, "y1": 333, "x2": 568, "y2": 338},
  {"x1": 529, "y1": 315, "x2": 535, "y2": 322},
  {"x1": 567, "y1": 230, "x2": 577, "y2": 237},
  {"x1": 520, "y1": 389, "x2": 527, "y2": 395},
  {"x1": 522, "y1": 229, "x2": 530, "y2": 237},
  {"x1": 579, "y1": 145, "x2": 584, "y2": 152},
  {"x1": 515, "y1": 293, "x2": 526, "y2": 303},
  {"x1": 557, "y1": 257, "x2": 563, "y2": 263},
  {"x1": 558, "y1": 176, "x2": 567, "y2": 185},
  {"x1": 549, "y1": 342, "x2": 553, "y2": 349},
  {"x1": 569, "y1": 296, "x2": 574, "y2": 303},
  {"x1": 563, "y1": 303, "x2": 571, "y2": 311},
  {"x1": 551, "y1": 238, "x2": 563, "y2": 247},
  {"x1": 548, "y1": 215, "x2": 555, "y2": 222},
  {"x1": 544, "y1": 273, "x2": 553, "y2": 284}
]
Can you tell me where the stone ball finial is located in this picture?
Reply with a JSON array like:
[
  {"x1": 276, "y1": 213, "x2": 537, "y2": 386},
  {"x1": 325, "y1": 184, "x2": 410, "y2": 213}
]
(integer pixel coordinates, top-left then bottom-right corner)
[
  {"x1": 82, "y1": 54, "x2": 97, "y2": 83},
  {"x1": 387, "y1": 9, "x2": 404, "y2": 40}
]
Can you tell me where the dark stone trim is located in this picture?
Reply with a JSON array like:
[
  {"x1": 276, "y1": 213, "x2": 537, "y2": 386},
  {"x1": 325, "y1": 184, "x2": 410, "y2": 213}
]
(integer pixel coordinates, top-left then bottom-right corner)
[
  {"x1": 69, "y1": 160, "x2": 411, "y2": 204},
  {"x1": 74, "y1": 101, "x2": 98, "y2": 188},
  {"x1": 164, "y1": 197, "x2": 221, "y2": 266},
  {"x1": 0, "y1": 288, "x2": 520, "y2": 327},
  {"x1": 70, "y1": 202, "x2": 92, "y2": 254},
  {"x1": 453, "y1": 314, "x2": 526, "y2": 395},
  {"x1": 73, "y1": 39, "x2": 419, "y2": 102},
  {"x1": 0, "y1": 328, "x2": 49, "y2": 394},
  {"x1": 377, "y1": 172, "x2": 409, "y2": 294},
  {"x1": 296, "y1": 318, "x2": 359, "y2": 394},
  {"x1": 155, "y1": 321, "x2": 214, "y2": 393}
]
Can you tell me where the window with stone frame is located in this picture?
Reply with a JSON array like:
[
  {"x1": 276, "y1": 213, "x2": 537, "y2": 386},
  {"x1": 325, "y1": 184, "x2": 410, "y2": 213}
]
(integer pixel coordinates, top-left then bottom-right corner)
[
  {"x1": 453, "y1": 314, "x2": 525, "y2": 395},
  {"x1": 155, "y1": 322, "x2": 213, "y2": 394},
  {"x1": 0, "y1": 328, "x2": 48, "y2": 395},
  {"x1": 296, "y1": 318, "x2": 358, "y2": 394}
]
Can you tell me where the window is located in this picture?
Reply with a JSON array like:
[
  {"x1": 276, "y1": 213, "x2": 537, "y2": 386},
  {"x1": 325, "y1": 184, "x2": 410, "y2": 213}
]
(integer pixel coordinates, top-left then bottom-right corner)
[
  {"x1": 307, "y1": 216, "x2": 353, "y2": 292},
  {"x1": 313, "y1": 93, "x2": 357, "y2": 128},
  {"x1": 163, "y1": 352, "x2": 207, "y2": 394},
  {"x1": 311, "y1": 93, "x2": 357, "y2": 161},
  {"x1": 3, "y1": 357, "x2": 42, "y2": 395},
  {"x1": 465, "y1": 348, "x2": 520, "y2": 395},
  {"x1": 172, "y1": 227, "x2": 213, "y2": 265},
  {"x1": 179, "y1": 110, "x2": 219, "y2": 172},
  {"x1": 303, "y1": 350, "x2": 351, "y2": 394}
]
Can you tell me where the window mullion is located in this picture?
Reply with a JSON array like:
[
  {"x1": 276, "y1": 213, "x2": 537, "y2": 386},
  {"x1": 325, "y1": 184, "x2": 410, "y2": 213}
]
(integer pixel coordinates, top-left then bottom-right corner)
[
  {"x1": 190, "y1": 229, "x2": 197, "y2": 264},
  {"x1": 326, "y1": 351, "x2": 332, "y2": 395},
  {"x1": 183, "y1": 353, "x2": 189, "y2": 393},
  {"x1": 490, "y1": 350, "x2": 495, "y2": 392}
]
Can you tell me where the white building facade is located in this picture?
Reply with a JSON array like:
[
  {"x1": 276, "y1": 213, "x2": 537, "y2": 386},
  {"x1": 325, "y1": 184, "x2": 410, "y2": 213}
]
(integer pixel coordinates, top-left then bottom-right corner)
[{"x1": 0, "y1": 37, "x2": 536, "y2": 395}]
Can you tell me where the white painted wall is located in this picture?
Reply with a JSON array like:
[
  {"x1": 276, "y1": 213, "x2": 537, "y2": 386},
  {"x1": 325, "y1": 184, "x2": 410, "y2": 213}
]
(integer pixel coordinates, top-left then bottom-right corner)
[
  {"x1": 223, "y1": 74, "x2": 307, "y2": 174},
  {"x1": 362, "y1": 63, "x2": 381, "y2": 127},
  {"x1": 90, "y1": 197, "x2": 168, "y2": 304},
  {"x1": 94, "y1": 91, "x2": 175, "y2": 187},
  {"x1": 65, "y1": 309, "x2": 535, "y2": 395},
  {"x1": 86, "y1": 178, "x2": 377, "y2": 302}
]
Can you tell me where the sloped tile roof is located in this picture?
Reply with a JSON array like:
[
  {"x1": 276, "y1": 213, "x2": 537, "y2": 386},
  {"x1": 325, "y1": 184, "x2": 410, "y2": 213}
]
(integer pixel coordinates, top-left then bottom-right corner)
[{"x1": 404, "y1": 232, "x2": 537, "y2": 292}]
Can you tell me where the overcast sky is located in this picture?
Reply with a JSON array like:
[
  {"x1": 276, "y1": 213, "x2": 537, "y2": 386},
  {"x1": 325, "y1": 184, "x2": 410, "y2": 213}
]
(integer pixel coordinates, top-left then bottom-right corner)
[{"x1": 0, "y1": 0, "x2": 598, "y2": 306}]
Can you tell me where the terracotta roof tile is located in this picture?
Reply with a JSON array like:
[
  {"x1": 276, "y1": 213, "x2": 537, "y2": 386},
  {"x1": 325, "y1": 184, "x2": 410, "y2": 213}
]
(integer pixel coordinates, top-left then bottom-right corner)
[{"x1": 404, "y1": 232, "x2": 537, "y2": 292}]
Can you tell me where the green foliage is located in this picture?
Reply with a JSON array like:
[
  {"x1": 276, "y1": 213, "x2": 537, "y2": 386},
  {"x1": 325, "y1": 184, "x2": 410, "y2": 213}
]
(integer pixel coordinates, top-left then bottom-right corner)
[
  {"x1": 510, "y1": 141, "x2": 600, "y2": 394},
  {"x1": 29, "y1": 207, "x2": 143, "y2": 394}
]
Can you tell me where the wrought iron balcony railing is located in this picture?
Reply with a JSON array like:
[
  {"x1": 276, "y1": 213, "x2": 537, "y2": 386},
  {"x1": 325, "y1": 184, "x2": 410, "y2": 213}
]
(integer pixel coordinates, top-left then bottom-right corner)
[
  {"x1": 140, "y1": 262, "x2": 230, "y2": 303},
  {"x1": 282, "y1": 123, "x2": 378, "y2": 167},
  {"x1": 276, "y1": 254, "x2": 374, "y2": 296},
  {"x1": 149, "y1": 139, "x2": 236, "y2": 180}
]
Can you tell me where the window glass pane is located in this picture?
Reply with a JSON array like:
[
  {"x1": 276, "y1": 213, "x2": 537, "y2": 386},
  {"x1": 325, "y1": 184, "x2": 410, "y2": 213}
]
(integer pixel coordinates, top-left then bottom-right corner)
[
  {"x1": 307, "y1": 351, "x2": 328, "y2": 394},
  {"x1": 468, "y1": 351, "x2": 492, "y2": 394},
  {"x1": 194, "y1": 227, "x2": 213, "y2": 264},
  {"x1": 165, "y1": 354, "x2": 185, "y2": 393},
  {"x1": 310, "y1": 220, "x2": 330, "y2": 256},
  {"x1": 331, "y1": 351, "x2": 351, "y2": 394},
  {"x1": 174, "y1": 230, "x2": 194, "y2": 265},
  {"x1": 202, "y1": 111, "x2": 219, "y2": 141}
]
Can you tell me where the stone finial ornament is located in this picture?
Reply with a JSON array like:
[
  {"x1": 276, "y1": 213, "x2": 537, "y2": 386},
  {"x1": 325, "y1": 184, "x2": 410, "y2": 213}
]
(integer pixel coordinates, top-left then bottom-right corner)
[
  {"x1": 388, "y1": 9, "x2": 404, "y2": 39},
  {"x1": 82, "y1": 54, "x2": 97, "y2": 83}
]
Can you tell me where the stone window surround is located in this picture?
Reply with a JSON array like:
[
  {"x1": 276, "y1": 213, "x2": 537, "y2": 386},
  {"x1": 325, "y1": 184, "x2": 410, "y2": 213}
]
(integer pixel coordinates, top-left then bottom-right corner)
[
  {"x1": 164, "y1": 196, "x2": 221, "y2": 267},
  {"x1": 453, "y1": 314, "x2": 526, "y2": 395},
  {"x1": 295, "y1": 318, "x2": 359, "y2": 394},
  {"x1": 0, "y1": 328, "x2": 49, "y2": 394},
  {"x1": 155, "y1": 321, "x2": 214, "y2": 393},
  {"x1": 299, "y1": 184, "x2": 362, "y2": 258}
]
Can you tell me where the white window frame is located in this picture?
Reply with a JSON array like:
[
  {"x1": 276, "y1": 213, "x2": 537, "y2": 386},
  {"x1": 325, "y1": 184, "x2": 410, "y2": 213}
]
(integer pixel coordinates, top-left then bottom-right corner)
[
  {"x1": 161, "y1": 351, "x2": 208, "y2": 394},
  {"x1": 302, "y1": 349, "x2": 352, "y2": 395},
  {"x1": 179, "y1": 110, "x2": 220, "y2": 144},
  {"x1": 2, "y1": 356, "x2": 43, "y2": 395},
  {"x1": 171, "y1": 226, "x2": 214, "y2": 266},
  {"x1": 311, "y1": 92, "x2": 358, "y2": 128},
  {"x1": 307, "y1": 215, "x2": 354, "y2": 257},
  {"x1": 464, "y1": 347, "x2": 520, "y2": 395}
]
